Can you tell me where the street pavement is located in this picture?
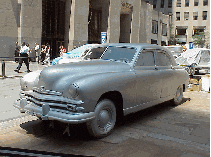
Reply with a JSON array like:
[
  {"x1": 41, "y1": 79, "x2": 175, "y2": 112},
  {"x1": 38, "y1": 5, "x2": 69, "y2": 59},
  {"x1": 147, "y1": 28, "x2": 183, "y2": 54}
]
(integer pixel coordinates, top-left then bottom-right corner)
[{"x1": 0, "y1": 61, "x2": 210, "y2": 157}]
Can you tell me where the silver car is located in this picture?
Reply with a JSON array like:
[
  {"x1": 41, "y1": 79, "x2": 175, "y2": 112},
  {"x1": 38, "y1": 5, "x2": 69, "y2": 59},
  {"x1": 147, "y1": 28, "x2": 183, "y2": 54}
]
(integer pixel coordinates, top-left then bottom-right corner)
[{"x1": 14, "y1": 43, "x2": 189, "y2": 138}]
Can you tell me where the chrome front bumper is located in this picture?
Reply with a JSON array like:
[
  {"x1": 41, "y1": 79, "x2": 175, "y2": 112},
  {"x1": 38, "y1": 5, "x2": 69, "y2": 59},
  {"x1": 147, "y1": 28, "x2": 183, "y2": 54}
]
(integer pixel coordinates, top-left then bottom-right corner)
[{"x1": 14, "y1": 98, "x2": 95, "y2": 124}]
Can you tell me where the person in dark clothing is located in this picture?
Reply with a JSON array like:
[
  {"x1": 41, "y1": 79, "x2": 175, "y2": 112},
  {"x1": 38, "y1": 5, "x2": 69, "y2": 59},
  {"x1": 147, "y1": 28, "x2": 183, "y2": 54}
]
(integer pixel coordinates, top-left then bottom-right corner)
[
  {"x1": 40, "y1": 45, "x2": 46, "y2": 65},
  {"x1": 14, "y1": 42, "x2": 20, "y2": 62},
  {"x1": 14, "y1": 43, "x2": 32, "y2": 73}
]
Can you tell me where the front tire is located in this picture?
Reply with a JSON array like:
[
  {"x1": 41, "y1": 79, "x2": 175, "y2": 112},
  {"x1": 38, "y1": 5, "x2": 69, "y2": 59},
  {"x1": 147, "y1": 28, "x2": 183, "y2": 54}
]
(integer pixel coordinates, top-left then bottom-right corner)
[
  {"x1": 172, "y1": 85, "x2": 183, "y2": 105},
  {"x1": 86, "y1": 99, "x2": 116, "y2": 138}
]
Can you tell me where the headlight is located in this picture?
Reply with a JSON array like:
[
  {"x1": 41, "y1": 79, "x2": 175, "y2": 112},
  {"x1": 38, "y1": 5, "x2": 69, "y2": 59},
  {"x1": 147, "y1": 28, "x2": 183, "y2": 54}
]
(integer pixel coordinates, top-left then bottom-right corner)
[
  {"x1": 20, "y1": 70, "x2": 41, "y2": 91},
  {"x1": 69, "y1": 83, "x2": 79, "y2": 98}
]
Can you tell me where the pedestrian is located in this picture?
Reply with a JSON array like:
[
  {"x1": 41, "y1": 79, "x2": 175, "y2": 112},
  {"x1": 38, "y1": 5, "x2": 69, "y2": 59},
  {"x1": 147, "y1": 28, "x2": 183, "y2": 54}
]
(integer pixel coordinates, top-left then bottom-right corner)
[
  {"x1": 59, "y1": 45, "x2": 66, "y2": 56},
  {"x1": 14, "y1": 43, "x2": 31, "y2": 73},
  {"x1": 44, "y1": 44, "x2": 50, "y2": 65},
  {"x1": 34, "y1": 43, "x2": 40, "y2": 63},
  {"x1": 14, "y1": 42, "x2": 20, "y2": 62},
  {"x1": 41, "y1": 45, "x2": 46, "y2": 65}
]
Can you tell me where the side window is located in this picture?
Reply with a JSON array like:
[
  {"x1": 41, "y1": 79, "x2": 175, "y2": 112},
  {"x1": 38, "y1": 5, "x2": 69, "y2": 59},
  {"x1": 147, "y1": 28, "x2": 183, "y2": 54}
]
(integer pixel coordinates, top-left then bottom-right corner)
[
  {"x1": 156, "y1": 51, "x2": 172, "y2": 66},
  {"x1": 136, "y1": 51, "x2": 155, "y2": 66}
]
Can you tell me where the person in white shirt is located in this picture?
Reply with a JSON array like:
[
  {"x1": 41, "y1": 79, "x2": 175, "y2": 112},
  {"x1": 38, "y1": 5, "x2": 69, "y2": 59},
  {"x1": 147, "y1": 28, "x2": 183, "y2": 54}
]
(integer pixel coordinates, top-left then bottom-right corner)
[
  {"x1": 35, "y1": 43, "x2": 40, "y2": 63},
  {"x1": 14, "y1": 43, "x2": 31, "y2": 73}
]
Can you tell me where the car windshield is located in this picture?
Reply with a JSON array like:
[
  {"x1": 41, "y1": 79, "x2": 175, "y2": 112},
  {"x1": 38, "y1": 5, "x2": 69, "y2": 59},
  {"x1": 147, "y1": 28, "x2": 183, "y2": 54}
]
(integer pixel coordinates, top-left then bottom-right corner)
[
  {"x1": 101, "y1": 46, "x2": 136, "y2": 63},
  {"x1": 65, "y1": 45, "x2": 93, "y2": 58}
]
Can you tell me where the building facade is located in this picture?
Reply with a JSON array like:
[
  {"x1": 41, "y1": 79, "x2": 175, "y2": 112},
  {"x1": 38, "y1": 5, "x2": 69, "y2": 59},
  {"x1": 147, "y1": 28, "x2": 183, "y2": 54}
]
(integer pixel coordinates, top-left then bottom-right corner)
[
  {"x1": 143, "y1": 0, "x2": 210, "y2": 48},
  {"x1": 0, "y1": 0, "x2": 171, "y2": 59},
  {"x1": 173, "y1": 0, "x2": 210, "y2": 48}
]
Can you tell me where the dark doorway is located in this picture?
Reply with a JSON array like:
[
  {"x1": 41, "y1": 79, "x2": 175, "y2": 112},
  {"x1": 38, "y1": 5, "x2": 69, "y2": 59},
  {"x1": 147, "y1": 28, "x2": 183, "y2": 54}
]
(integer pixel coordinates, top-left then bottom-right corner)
[
  {"x1": 88, "y1": 9, "x2": 102, "y2": 44},
  {"x1": 42, "y1": 0, "x2": 66, "y2": 59}
]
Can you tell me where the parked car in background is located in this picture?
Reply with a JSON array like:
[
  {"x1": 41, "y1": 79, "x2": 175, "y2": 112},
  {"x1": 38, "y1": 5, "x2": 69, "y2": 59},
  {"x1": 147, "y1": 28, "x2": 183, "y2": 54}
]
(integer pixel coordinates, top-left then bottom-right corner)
[
  {"x1": 14, "y1": 43, "x2": 189, "y2": 138},
  {"x1": 52, "y1": 44, "x2": 108, "y2": 65},
  {"x1": 176, "y1": 48, "x2": 210, "y2": 75},
  {"x1": 164, "y1": 46, "x2": 183, "y2": 58}
]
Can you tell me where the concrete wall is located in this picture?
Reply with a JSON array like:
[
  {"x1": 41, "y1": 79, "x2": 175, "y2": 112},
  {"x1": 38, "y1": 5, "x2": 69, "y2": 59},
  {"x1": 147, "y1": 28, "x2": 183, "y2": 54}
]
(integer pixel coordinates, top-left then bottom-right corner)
[{"x1": 0, "y1": 0, "x2": 19, "y2": 60}]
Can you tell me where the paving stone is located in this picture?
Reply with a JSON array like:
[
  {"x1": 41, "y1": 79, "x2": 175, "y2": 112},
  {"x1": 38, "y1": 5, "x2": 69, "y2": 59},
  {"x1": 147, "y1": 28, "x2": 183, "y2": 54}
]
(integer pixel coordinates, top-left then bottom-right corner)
[{"x1": 98, "y1": 137, "x2": 184, "y2": 157}]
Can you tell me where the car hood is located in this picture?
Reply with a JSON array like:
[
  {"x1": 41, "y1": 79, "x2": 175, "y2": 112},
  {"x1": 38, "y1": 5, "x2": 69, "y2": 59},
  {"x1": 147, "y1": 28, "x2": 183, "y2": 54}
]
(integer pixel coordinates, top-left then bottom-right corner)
[
  {"x1": 58, "y1": 58, "x2": 84, "y2": 64},
  {"x1": 38, "y1": 60, "x2": 131, "y2": 91}
]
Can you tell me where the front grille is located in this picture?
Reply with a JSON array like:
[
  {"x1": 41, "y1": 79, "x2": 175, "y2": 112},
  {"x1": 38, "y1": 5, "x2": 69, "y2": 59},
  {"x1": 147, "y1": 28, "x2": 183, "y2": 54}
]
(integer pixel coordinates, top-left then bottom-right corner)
[{"x1": 23, "y1": 87, "x2": 84, "y2": 111}]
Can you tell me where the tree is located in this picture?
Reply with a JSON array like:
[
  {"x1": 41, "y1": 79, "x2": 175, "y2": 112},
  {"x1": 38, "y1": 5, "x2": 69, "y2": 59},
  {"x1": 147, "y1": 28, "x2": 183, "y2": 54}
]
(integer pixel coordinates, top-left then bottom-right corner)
[{"x1": 192, "y1": 31, "x2": 206, "y2": 48}]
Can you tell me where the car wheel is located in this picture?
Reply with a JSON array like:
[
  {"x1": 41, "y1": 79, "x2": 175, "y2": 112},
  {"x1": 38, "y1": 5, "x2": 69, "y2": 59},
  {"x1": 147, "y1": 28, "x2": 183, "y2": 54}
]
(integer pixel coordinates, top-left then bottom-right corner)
[
  {"x1": 86, "y1": 99, "x2": 116, "y2": 138},
  {"x1": 189, "y1": 67, "x2": 195, "y2": 75},
  {"x1": 172, "y1": 85, "x2": 183, "y2": 105}
]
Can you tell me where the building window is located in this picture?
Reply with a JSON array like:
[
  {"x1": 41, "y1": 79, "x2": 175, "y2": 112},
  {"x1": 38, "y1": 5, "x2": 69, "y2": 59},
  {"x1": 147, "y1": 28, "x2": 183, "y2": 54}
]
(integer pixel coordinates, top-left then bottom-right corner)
[
  {"x1": 193, "y1": 12, "x2": 198, "y2": 20},
  {"x1": 152, "y1": 20, "x2": 158, "y2": 34},
  {"x1": 203, "y1": 11, "x2": 207, "y2": 20},
  {"x1": 161, "y1": 0, "x2": 164, "y2": 8},
  {"x1": 151, "y1": 39, "x2": 157, "y2": 44},
  {"x1": 153, "y1": 0, "x2": 157, "y2": 8},
  {"x1": 184, "y1": 12, "x2": 189, "y2": 21},
  {"x1": 162, "y1": 23, "x2": 167, "y2": 36},
  {"x1": 176, "y1": 12, "x2": 180, "y2": 21},
  {"x1": 168, "y1": 0, "x2": 172, "y2": 8},
  {"x1": 176, "y1": 28, "x2": 186, "y2": 35},
  {"x1": 203, "y1": 0, "x2": 208, "y2": 6},
  {"x1": 194, "y1": 0, "x2": 199, "y2": 6},
  {"x1": 176, "y1": 0, "x2": 181, "y2": 7},
  {"x1": 193, "y1": 29, "x2": 204, "y2": 35},
  {"x1": 185, "y1": 0, "x2": 189, "y2": 7}
]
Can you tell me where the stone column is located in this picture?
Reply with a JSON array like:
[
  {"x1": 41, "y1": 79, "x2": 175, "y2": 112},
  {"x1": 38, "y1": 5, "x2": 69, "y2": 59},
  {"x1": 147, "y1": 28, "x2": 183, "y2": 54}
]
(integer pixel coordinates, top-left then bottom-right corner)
[
  {"x1": 139, "y1": 1, "x2": 147, "y2": 43},
  {"x1": 21, "y1": 0, "x2": 42, "y2": 48},
  {"x1": 107, "y1": 0, "x2": 121, "y2": 43},
  {"x1": 145, "y1": 3, "x2": 152, "y2": 44},
  {"x1": 64, "y1": 0, "x2": 71, "y2": 51},
  {"x1": 68, "y1": 0, "x2": 89, "y2": 50},
  {"x1": 130, "y1": 0, "x2": 141, "y2": 43},
  {"x1": 157, "y1": 12, "x2": 162, "y2": 45}
]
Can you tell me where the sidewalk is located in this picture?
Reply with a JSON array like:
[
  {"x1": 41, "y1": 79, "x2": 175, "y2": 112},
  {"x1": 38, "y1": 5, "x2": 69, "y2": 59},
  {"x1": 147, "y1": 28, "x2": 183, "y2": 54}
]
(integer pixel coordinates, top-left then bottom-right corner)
[{"x1": 0, "y1": 61, "x2": 47, "y2": 78}]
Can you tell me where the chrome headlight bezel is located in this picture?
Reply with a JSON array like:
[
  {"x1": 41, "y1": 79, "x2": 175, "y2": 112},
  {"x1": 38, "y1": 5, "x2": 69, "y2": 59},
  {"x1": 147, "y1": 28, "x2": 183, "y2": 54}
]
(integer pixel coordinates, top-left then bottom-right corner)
[{"x1": 68, "y1": 83, "x2": 79, "y2": 99}]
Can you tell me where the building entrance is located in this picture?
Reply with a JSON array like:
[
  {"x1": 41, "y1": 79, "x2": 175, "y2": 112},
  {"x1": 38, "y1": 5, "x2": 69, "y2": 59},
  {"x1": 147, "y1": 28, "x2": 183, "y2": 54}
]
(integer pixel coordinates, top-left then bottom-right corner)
[
  {"x1": 42, "y1": 0, "x2": 66, "y2": 58},
  {"x1": 88, "y1": 8, "x2": 102, "y2": 44}
]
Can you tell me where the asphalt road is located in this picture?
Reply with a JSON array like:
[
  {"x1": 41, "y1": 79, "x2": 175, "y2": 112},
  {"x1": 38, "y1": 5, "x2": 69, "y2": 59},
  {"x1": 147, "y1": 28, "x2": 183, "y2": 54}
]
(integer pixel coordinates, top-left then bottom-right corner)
[{"x1": 0, "y1": 62, "x2": 210, "y2": 157}]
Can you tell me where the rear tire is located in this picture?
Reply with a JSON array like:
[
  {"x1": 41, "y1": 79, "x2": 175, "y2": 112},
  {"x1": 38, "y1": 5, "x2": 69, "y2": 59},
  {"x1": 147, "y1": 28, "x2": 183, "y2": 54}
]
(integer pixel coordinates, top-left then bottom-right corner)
[{"x1": 86, "y1": 99, "x2": 116, "y2": 138}]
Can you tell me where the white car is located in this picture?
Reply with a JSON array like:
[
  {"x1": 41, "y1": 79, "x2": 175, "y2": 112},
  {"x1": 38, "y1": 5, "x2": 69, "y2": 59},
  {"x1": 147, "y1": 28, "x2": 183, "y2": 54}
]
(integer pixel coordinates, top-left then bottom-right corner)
[
  {"x1": 52, "y1": 44, "x2": 109, "y2": 65},
  {"x1": 176, "y1": 48, "x2": 210, "y2": 75}
]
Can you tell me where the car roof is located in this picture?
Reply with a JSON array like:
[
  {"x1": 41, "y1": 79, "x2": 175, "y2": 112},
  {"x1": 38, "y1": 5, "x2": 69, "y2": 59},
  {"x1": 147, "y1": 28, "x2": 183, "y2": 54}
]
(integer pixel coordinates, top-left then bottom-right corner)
[{"x1": 106, "y1": 43, "x2": 171, "y2": 51}]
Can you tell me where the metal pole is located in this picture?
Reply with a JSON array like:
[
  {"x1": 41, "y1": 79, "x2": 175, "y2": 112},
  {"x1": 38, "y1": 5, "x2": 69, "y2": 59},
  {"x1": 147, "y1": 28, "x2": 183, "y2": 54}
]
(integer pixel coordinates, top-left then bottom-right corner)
[{"x1": 2, "y1": 60, "x2": 5, "y2": 77}]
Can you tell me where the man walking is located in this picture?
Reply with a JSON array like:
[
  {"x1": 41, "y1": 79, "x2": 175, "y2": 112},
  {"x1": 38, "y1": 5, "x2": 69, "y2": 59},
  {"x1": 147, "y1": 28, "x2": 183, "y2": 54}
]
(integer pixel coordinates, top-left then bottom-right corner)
[{"x1": 14, "y1": 43, "x2": 32, "y2": 73}]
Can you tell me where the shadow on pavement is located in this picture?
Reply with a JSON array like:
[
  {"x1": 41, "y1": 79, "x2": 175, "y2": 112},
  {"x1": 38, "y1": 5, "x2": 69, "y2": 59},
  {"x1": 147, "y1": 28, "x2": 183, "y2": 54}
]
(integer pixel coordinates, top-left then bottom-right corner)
[{"x1": 19, "y1": 98, "x2": 191, "y2": 142}]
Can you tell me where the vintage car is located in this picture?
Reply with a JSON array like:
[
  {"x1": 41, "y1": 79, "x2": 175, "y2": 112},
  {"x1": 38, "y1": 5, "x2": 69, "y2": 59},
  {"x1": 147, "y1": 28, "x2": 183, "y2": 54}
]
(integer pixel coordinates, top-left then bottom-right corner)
[
  {"x1": 14, "y1": 43, "x2": 189, "y2": 138},
  {"x1": 176, "y1": 48, "x2": 210, "y2": 75},
  {"x1": 52, "y1": 44, "x2": 108, "y2": 65}
]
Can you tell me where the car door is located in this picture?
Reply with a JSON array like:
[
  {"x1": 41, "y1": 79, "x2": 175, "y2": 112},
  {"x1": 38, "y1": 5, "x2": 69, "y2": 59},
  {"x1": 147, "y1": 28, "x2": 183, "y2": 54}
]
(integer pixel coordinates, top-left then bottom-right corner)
[
  {"x1": 155, "y1": 50, "x2": 177, "y2": 98},
  {"x1": 134, "y1": 49, "x2": 163, "y2": 105}
]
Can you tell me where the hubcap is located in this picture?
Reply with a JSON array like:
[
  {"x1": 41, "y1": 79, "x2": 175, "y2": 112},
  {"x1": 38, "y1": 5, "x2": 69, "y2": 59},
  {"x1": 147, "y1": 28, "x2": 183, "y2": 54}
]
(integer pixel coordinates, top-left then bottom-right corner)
[{"x1": 98, "y1": 110, "x2": 110, "y2": 127}]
